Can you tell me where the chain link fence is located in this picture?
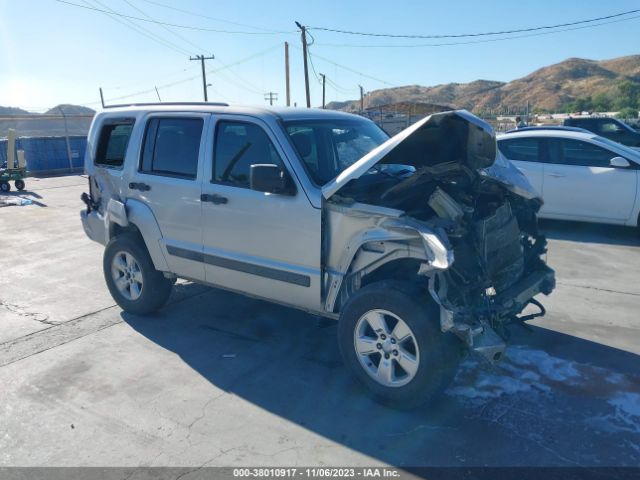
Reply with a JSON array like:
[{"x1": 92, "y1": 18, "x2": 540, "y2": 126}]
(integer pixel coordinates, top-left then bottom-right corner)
[{"x1": 0, "y1": 114, "x2": 93, "y2": 175}]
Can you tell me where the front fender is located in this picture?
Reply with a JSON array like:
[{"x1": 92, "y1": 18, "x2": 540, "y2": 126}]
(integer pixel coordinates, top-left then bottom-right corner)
[{"x1": 323, "y1": 211, "x2": 453, "y2": 313}]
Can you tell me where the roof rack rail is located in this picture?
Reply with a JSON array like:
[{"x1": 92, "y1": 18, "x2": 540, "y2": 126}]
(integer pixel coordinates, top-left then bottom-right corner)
[{"x1": 103, "y1": 102, "x2": 230, "y2": 109}]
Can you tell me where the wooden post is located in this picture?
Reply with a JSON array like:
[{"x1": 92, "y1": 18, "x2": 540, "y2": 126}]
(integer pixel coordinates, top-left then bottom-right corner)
[
  {"x1": 7, "y1": 129, "x2": 16, "y2": 169},
  {"x1": 295, "y1": 22, "x2": 311, "y2": 108},
  {"x1": 285, "y1": 42, "x2": 291, "y2": 107}
]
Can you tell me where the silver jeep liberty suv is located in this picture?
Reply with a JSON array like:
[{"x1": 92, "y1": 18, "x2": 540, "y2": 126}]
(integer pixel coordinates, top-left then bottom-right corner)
[{"x1": 81, "y1": 103, "x2": 555, "y2": 408}]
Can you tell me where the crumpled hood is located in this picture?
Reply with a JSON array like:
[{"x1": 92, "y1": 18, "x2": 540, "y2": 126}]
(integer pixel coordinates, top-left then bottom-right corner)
[{"x1": 322, "y1": 110, "x2": 497, "y2": 199}]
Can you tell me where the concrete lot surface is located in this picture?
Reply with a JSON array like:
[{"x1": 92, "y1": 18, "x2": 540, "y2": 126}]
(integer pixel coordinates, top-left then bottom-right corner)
[{"x1": 0, "y1": 176, "x2": 639, "y2": 468}]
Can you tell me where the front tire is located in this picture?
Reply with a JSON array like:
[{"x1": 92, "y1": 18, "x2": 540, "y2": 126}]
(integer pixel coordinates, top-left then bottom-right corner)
[
  {"x1": 103, "y1": 233, "x2": 172, "y2": 315},
  {"x1": 14, "y1": 179, "x2": 25, "y2": 191},
  {"x1": 0, "y1": 181, "x2": 10, "y2": 192},
  {"x1": 338, "y1": 281, "x2": 460, "y2": 409}
]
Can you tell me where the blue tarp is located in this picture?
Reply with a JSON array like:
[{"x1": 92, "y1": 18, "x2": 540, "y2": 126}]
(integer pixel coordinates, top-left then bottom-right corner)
[{"x1": 0, "y1": 135, "x2": 87, "y2": 173}]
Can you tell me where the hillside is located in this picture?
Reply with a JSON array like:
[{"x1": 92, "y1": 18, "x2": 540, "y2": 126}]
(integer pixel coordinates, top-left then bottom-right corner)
[
  {"x1": 327, "y1": 54, "x2": 640, "y2": 113},
  {"x1": 0, "y1": 104, "x2": 95, "y2": 137},
  {"x1": 45, "y1": 104, "x2": 96, "y2": 116},
  {"x1": 0, "y1": 106, "x2": 30, "y2": 115}
]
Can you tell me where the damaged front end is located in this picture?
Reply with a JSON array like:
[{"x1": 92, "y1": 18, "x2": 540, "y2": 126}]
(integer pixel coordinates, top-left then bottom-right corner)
[{"x1": 323, "y1": 110, "x2": 555, "y2": 362}]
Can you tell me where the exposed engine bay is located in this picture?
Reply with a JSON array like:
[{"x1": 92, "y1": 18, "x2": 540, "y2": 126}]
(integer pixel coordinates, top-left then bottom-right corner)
[{"x1": 325, "y1": 112, "x2": 555, "y2": 359}]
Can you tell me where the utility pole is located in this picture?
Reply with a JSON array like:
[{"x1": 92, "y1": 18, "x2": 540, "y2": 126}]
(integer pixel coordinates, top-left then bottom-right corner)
[
  {"x1": 295, "y1": 21, "x2": 311, "y2": 108},
  {"x1": 190, "y1": 54, "x2": 215, "y2": 102},
  {"x1": 359, "y1": 85, "x2": 364, "y2": 112},
  {"x1": 319, "y1": 73, "x2": 326, "y2": 109},
  {"x1": 264, "y1": 92, "x2": 278, "y2": 106},
  {"x1": 284, "y1": 41, "x2": 291, "y2": 107},
  {"x1": 99, "y1": 87, "x2": 105, "y2": 108}
]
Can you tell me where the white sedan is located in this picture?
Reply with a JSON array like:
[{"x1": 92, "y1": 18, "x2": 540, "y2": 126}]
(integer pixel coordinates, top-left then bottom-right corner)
[{"x1": 497, "y1": 128, "x2": 640, "y2": 228}]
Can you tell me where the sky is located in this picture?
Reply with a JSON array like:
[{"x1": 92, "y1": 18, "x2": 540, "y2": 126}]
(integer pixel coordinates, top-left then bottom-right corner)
[{"x1": 1, "y1": 0, "x2": 639, "y2": 112}]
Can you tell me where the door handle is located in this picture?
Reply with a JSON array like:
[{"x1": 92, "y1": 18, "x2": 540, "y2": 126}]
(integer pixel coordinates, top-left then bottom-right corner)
[
  {"x1": 547, "y1": 172, "x2": 565, "y2": 178},
  {"x1": 200, "y1": 193, "x2": 228, "y2": 205},
  {"x1": 129, "y1": 182, "x2": 151, "y2": 191}
]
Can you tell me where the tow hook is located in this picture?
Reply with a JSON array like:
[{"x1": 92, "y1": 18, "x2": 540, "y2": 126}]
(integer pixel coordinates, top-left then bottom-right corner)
[{"x1": 80, "y1": 192, "x2": 93, "y2": 213}]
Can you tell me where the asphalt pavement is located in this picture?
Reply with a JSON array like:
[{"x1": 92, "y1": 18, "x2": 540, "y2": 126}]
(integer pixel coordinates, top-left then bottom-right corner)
[{"x1": 0, "y1": 176, "x2": 638, "y2": 469}]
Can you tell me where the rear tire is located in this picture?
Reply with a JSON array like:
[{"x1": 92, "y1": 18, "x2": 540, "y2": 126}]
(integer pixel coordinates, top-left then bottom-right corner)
[
  {"x1": 338, "y1": 281, "x2": 460, "y2": 409},
  {"x1": 14, "y1": 180, "x2": 25, "y2": 191},
  {"x1": 0, "y1": 181, "x2": 10, "y2": 192},
  {"x1": 103, "y1": 232, "x2": 172, "y2": 315}
]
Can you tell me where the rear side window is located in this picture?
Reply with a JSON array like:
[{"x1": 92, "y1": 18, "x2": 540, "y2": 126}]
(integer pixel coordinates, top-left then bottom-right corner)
[
  {"x1": 141, "y1": 117, "x2": 203, "y2": 179},
  {"x1": 213, "y1": 121, "x2": 284, "y2": 188},
  {"x1": 95, "y1": 119, "x2": 135, "y2": 167},
  {"x1": 498, "y1": 138, "x2": 540, "y2": 162},
  {"x1": 549, "y1": 139, "x2": 614, "y2": 167}
]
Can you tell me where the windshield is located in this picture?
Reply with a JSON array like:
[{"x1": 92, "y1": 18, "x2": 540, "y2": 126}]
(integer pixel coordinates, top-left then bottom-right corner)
[
  {"x1": 284, "y1": 118, "x2": 389, "y2": 185},
  {"x1": 616, "y1": 119, "x2": 636, "y2": 133}
]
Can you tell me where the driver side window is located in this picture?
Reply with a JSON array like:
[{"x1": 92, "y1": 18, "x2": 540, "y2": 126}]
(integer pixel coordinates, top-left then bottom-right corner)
[{"x1": 213, "y1": 121, "x2": 284, "y2": 188}]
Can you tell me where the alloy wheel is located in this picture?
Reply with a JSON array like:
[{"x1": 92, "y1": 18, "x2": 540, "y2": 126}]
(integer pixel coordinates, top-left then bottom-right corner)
[
  {"x1": 353, "y1": 309, "x2": 420, "y2": 387},
  {"x1": 111, "y1": 251, "x2": 144, "y2": 301}
]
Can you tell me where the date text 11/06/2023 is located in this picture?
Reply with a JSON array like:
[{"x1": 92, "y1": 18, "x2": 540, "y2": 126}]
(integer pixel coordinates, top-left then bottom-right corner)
[{"x1": 233, "y1": 468, "x2": 400, "y2": 478}]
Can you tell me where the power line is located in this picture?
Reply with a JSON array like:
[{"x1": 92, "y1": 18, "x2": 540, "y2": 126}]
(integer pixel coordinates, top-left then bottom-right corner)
[
  {"x1": 86, "y1": 44, "x2": 281, "y2": 105},
  {"x1": 105, "y1": 66, "x2": 198, "y2": 91},
  {"x1": 81, "y1": 0, "x2": 190, "y2": 55},
  {"x1": 56, "y1": 0, "x2": 293, "y2": 34},
  {"x1": 294, "y1": 29, "x2": 397, "y2": 88},
  {"x1": 314, "y1": 13, "x2": 640, "y2": 48},
  {"x1": 296, "y1": 46, "x2": 396, "y2": 87},
  {"x1": 122, "y1": 0, "x2": 205, "y2": 52},
  {"x1": 213, "y1": 66, "x2": 263, "y2": 95},
  {"x1": 307, "y1": 46, "x2": 323, "y2": 85},
  {"x1": 105, "y1": 1, "x2": 273, "y2": 97},
  {"x1": 308, "y1": 8, "x2": 640, "y2": 39},
  {"x1": 137, "y1": 0, "x2": 293, "y2": 34},
  {"x1": 212, "y1": 45, "x2": 282, "y2": 70},
  {"x1": 305, "y1": 30, "x2": 324, "y2": 86},
  {"x1": 89, "y1": 0, "x2": 191, "y2": 55},
  {"x1": 325, "y1": 76, "x2": 358, "y2": 95}
]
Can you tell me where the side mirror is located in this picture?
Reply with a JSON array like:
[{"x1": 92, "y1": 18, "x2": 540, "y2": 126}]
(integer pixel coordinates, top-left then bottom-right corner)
[
  {"x1": 250, "y1": 164, "x2": 294, "y2": 195},
  {"x1": 610, "y1": 156, "x2": 630, "y2": 168}
]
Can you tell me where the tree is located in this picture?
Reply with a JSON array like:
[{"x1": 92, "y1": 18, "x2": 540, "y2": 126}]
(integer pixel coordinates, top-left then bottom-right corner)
[
  {"x1": 616, "y1": 107, "x2": 639, "y2": 119},
  {"x1": 615, "y1": 81, "x2": 640, "y2": 110},
  {"x1": 565, "y1": 96, "x2": 593, "y2": 113},
  {"x1": 591, "y1": 92, "x2": 612, "y2": 112}
]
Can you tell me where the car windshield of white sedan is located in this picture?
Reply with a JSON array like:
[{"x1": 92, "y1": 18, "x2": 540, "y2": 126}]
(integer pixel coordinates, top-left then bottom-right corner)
[{"x1": 285, "y1": 119, "x2": 389, "y2": 185}]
